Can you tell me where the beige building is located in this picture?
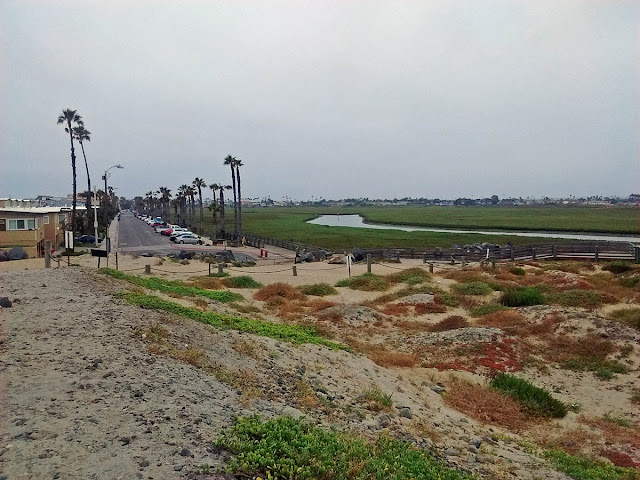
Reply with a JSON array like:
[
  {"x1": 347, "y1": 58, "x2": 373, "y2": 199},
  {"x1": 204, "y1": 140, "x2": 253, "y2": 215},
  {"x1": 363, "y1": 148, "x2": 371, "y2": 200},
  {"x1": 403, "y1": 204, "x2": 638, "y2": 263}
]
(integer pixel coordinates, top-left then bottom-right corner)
[{"x1": 0, "y1": 206, "x2": 75, "y2": 257}]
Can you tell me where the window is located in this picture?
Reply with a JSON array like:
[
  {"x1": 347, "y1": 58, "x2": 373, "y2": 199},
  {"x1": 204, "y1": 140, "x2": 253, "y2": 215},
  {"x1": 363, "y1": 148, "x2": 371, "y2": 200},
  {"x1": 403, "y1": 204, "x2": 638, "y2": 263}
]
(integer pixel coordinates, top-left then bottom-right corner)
[
  {"x1": 7, "y1": 219, "x2": 35, "y2": 230},
  {"x1": 0, "y1": 219, "x2": 5, "y2": 232},
  {"x1": 58, "y1": 214, "x2": 66, "y2": 222},
  {"x1": 43, "y1": 216, "x2": 50, "y2": 224}
]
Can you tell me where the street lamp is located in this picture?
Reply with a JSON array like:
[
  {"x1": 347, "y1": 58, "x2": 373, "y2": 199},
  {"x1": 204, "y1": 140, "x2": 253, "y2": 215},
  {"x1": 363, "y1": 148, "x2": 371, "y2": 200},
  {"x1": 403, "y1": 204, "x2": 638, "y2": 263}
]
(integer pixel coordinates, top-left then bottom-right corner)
[{"x1": 102, "y1": 164, "x2": 123, "y2": 247}]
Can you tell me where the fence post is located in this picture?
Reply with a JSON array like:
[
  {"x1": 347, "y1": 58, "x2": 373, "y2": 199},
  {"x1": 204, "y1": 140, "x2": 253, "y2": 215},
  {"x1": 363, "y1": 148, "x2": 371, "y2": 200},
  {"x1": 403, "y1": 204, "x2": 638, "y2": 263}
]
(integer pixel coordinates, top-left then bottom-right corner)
[
  {"x1": 461, "y1": 256, "x2": 466, "y2": 267},
  {"x1": 144, "y1": 264, "x2": 151, "y2": 274},
  {"x1": 429, "y1": 263, "x2": 434, "y2": 273},
  {"x1": 532, "y1": 247, "x2": 537, "y2": 260},
  {"x1": 44, "y1": 240, "x2": 52, "y2": 268},
  {"x1": 422, "y1": 252, "x2": 427, "y2": 264},
  {"x1": 510, "y1": 246, "x2": 515, "y2": 261},
  {"x1": 218, "y1": 263, "x2": 224, "y2": 275},
  {"x1": 396, "y1": 252, "x2": 400, "y2": 263},
  {"x1": 292, "y1": 265, "x2": 297, "y2": 276},
  {"x1": 367, "y1": 254, "x2": 372, "y2": 273},
  {"x1": 594, "y1": 245, "x2": 599, "y2": 261},
  {"x1": 635, "y1": 246, "x2": 640, "y2": 264},
  {"x1": 115, "y1": 252, "x2": 118, "y2": 271},
  {"x1": 209, "y1": 263, "x2": 211, "y2": 275},
  {"x1": 552, "y1": 244, "x2": 557, "y2": 260},
  {"x1": 491, "y1": 256, "x2": 496, "y2": 269}
]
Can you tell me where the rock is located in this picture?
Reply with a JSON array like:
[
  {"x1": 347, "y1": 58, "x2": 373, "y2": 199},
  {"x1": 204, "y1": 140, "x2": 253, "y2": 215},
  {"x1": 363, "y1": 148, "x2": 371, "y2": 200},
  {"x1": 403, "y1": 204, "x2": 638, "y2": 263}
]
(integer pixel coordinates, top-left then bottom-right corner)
[
  {"x1": 173, "y1": 465, "x2": 184, "y2": 471},
  {"x1": 470, "y1": 438, "x2": 482, "y2": 448},
  {"x1": 476, "y1": 454, "x2": 495, "y2": 464},
  {"x1": 352, "y1": 247, "x2": 365, "y2": 262},
  {"x1": 179, "y1": 447, "x2": 191, "y2": 457},
  {"x1": 119, "y1": 437, "x2": 130, "y2": 446},
  {"x1": 141, "y1": 253, "x2": 153, "y2": 257},
  {"x1": 397, "y1": 294, "x2": 435, "y2": 304},
  {"x1": 377, "y1": 414, "x2": 391, "y2": 428},
  {"x1": 281, "y1": 406, "x2": 304, "y2": 419},
  {"x1": 397, "y1": 407, "x2": 413, "y2": 419},
  {"x1": 0, "y1": 250, "x2": 8, "y2": 262},
  {"x1": 445, "y1": 448, "x2": 460, "y2": 456},
  {"x1": 0, "y1": 297, "x2": 12, "y2": 308},
  {"x1": 139, "y1": 459, "x2": 149, "y2": 467},
  {"x1": 430, "y1": 385, "x2": 445, "y2": 394},
  {"x1": 180, "y1": 259, "x2": 190, "y2": 265},
  {"x1": 7, "y1": 247, "x2": 28, "y2": 260}
]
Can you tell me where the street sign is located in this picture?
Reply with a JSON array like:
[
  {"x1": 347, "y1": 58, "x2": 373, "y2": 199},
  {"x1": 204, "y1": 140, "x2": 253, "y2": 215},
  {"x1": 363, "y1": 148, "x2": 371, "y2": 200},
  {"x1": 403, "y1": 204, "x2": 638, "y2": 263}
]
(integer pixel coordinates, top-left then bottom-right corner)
[{"x1": 64, "y1": 231, "x2": 74, "y2": 250}]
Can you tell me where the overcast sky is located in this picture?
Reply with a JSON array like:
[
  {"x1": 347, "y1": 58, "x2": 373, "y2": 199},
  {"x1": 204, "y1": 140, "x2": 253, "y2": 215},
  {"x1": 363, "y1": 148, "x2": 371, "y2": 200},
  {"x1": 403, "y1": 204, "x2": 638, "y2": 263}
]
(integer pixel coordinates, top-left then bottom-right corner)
[{"x1": 1, "y1": 1, "x2": 638, "y2": 201}]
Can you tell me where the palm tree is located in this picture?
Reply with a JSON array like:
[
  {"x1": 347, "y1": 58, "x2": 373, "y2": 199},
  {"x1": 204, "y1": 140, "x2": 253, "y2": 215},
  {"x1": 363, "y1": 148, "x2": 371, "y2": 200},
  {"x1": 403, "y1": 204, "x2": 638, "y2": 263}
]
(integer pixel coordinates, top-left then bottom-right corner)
[
  {"x1": 218, "y1": 184, "x2": 232, "y2": 238},
  {"x1": 209, "y1": 183, "x2": 219, "y2": 238},
  {"x1": 224, "y1": 155, "x2": 238, "y2": 241},
  {"x1": 178, "y1": 184, "x2": 189, "y2": 226},
  {"x1": 158, "y1": 187, "x2": 171, "y2": 220},
  {"x1": 193, "y1": 177, "x2": 207, "y2": 234},
  {"x1": 234, "y1": 159, "x2": 244, "y2": 241},
  {"x1": 57, "y1": 109, "x2": 83, "y2": 249},
  {"x1": 185, "y1": 186, "x2": 195, "y2": 228},
  {"x1": 73, "y1": 125, "x2": 92, "y2": 233}
]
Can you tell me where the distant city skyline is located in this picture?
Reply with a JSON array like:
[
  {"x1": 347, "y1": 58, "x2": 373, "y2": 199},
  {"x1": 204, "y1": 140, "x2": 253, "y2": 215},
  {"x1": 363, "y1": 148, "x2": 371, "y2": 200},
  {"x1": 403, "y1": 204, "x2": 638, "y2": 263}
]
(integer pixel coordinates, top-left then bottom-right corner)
[{"x1": 1, "y1": 1, "x2": 637, "y2": 200}]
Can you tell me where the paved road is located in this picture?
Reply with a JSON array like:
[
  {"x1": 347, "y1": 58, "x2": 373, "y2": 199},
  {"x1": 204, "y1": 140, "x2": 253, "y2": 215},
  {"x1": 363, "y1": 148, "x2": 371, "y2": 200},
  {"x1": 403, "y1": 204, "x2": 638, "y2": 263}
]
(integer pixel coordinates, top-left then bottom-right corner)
[{"x1": 117, "y1": 211, "x2": 256, "y2": 261}]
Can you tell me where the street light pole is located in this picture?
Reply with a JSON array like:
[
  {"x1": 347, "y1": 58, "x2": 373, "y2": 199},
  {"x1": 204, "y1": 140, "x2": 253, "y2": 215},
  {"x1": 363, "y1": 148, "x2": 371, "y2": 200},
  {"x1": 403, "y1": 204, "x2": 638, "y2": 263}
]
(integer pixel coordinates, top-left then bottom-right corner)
[{"x1": 102, "y1": 164, "x2": 124, "y2": 247}]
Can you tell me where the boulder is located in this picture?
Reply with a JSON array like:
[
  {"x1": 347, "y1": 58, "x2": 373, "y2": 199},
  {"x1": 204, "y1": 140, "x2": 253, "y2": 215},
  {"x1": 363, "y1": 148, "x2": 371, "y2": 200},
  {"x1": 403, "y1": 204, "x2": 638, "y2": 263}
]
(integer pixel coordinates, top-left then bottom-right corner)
[
  {"x1": 7, "y1": 247, "x2": 28, "y2": 260},
  {"x1": 178, "y1": 250, "x2": 195, "y2": 260},
  {"x1": 328, "y1": 254, "x2": 347, "y2": 264},
  {"x1": 352, "y1": 247, "x2": 365, "y2": 262},
  {"x1": 0, "y1": 297, "x2": 12, "y2": 308},
  {"x1": 0, "y1": 251, "x2": 8, "y2": 262}
]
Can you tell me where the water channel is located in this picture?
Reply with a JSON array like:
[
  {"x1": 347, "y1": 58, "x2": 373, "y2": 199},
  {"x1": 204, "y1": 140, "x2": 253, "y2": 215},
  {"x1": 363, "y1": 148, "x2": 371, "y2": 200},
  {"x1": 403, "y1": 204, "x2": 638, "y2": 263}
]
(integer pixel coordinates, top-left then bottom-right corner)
[{"x1": 307, "y1": 215, "x2": 640, "y2": 243}]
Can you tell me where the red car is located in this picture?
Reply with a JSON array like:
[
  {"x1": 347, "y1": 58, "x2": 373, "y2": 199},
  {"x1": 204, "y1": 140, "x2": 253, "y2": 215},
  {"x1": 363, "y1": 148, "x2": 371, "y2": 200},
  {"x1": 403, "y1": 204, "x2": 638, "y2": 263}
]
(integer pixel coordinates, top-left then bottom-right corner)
[{"x1": 160, "y1": 228, "x2": 174, "y2": 236}]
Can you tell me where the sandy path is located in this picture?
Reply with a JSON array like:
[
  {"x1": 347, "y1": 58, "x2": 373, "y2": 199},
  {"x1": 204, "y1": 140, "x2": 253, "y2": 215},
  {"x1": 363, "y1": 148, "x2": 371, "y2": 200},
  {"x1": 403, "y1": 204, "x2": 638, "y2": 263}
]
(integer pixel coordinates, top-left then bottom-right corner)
[{"x1": 0, "y1": 268, "x2": 246, "y2": 479}]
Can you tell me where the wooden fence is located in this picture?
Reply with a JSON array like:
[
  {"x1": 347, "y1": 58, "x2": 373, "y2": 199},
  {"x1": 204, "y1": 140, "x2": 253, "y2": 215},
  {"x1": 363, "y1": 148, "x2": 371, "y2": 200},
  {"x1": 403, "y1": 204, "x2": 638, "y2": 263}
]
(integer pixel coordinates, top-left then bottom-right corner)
[{"x1": 228, "y1": 232, "x2": 640, "y2": 263}]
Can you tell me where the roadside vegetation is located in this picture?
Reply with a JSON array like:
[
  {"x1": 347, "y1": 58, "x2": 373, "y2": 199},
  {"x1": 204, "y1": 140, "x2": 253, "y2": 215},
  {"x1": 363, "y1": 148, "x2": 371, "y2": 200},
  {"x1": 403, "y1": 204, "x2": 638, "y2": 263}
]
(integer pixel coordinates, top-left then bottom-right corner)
[{"x1": 214, "y1": 415, "x2": 475, "y2": 480}]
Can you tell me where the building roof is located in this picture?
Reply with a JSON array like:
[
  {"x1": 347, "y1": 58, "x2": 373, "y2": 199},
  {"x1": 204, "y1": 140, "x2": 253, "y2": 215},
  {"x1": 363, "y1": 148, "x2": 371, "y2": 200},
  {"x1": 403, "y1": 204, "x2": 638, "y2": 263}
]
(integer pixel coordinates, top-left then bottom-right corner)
[{"x1": 0, "y1": 206, "x2": 85, "y2": 214}]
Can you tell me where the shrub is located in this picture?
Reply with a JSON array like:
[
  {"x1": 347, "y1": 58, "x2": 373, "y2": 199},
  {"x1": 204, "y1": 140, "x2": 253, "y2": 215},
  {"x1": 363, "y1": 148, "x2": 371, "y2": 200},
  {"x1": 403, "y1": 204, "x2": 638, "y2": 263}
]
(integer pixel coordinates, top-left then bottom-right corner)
[
  {"x1": 619, "y1": 276, "x2": 640, "y2": 288},
  {"x1": 602, "y1": 261, "x2": 634, "y2": 275},
  {"x1": 501, "y1": 287, "x2": 545, "y2": 307},
  {"x1": 428, "y1": 316, "x2": 469, "y2": 332},
  {"x1": 254, "y1": 282, "x2": 305, "y2": 301},
  {"x1": 453, "y1": 281, "x2": 494, "y2": 296},
  {"x1": 368, "y1": 348, "x2": 419, "y2": 368},
  {"x1": 223, "y1": 275, "x2": 263, "y2": 289},
  {"x1": 335, "y1": 273, "x2": 389, "y2": 291},
  {"x1": 215, "y1": 416, "x2": 474, "y2": 480},
  {"x1": 386, "y1": 267, "x2": 431, "y2": 285},
  {"x1": 509, "y1": 266, "x2": 526, "y2": 276},
  {"x1": 549, "y1": 289, "x2": 602, "y2": 308},
  {"x1": 444, "y1": 381, "x2": 528, "y2": 430},
  {"x1": 360, "y1": 387, "x2": 393, "y2": 409},
  {"x1": 609, "y1": 308, "x2": 640, "y2": 330},
  {"x1": 299, "y1": 283, "x2": 338, "y2": 296},
  {"x1": 544, "y1": 450, "x2": 637, "y2": 480},
  {"x1": 438, "y1": 292, "x2": 460, "y2": 307},
  {"x1": 490, "y1": 373, "x2": 567, "y2": 418},
  {"x1": 470, "y1": 303, "x2": 508, "y2": 317}
]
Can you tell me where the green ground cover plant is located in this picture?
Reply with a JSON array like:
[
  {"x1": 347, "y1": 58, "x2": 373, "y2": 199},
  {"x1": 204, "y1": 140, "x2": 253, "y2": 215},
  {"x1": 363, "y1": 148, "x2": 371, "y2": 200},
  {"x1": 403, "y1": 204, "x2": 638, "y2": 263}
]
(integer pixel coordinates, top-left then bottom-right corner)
[
  {"x1": 619, "y1": 277, "x2": 640, "y2": 288},
  {"x1": 360, "y1": 387, "x2": 393, "y2": 409},
  {"x1": 490, "y1": 373, "x2": 567, "y2": 418},
  {"x1": 386, "y1": 267, "x2": 431, "y2": 285},
  {"x1": 501, "y1": 287, "x2": 545, "y2": 307},
  {"x1": 548, "y1": 289, "x2": 603, "y2": 309},
  {"x1": 470, "y1": 303, "x2": 508, "y2": 317},
  {"x1": 602, "y1": 261, "x2": 634, "y2": 275},
  {"x1": 115, "y1": 291, "x2": 348, "y2": 351},
  {"x1": 100, "y1": 269, "x2": 242, "y2": 302},
  {"x1": 453, "y1": 281, "x2": 495, "y2": 296},
  {"x1": 609, "y1": 308, "x2": 640, "y2": 330},
  {"x1": 214, "y1": 415, "x2": 475, "y2": 480},
  {"x1": 299, "y1": 283, "x2": 338, "y2": 296},
  {"x1": 508, "y1": 267, "x2": 526, "y2": 276},
  {"x1": 544, "y1": 450, "x2": 637, "y2": 480},
  {"x1": 335, "y1": 273, "x2": 389, "y2": 291},
  {"x1": 222, "y1": 275, "x2": 263, "y2": 289}
]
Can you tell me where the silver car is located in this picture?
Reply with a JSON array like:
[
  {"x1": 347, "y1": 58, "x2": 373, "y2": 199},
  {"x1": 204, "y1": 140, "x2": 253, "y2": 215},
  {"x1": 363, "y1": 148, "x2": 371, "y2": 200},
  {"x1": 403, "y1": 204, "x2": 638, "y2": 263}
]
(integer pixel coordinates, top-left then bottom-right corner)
[{"x1": 172, "y1": 233, "x2": 202, "y2": 244}]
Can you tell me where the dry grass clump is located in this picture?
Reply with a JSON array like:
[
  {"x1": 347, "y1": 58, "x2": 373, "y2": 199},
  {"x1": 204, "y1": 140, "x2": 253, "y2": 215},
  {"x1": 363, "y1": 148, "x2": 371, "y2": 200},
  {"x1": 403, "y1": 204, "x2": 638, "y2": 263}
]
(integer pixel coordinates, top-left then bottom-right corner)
[
  {"x1": 232, "y1": 338, "x2": 261, "y2": 359},
  {"x1": 186, "y1": 276, "x2": 224, "y2": 289},
  {"x1": 444, "y1": 269, "x2": 490, "y2": 283},
  {"x1": 413, "y1": 302, "x2": 448, "y2": 314},
  {"x1": 444, "y1": 380, "x2": 529, "y2": 431},
  {"x1": 579, "y1": 415, "x2": 640, "y2": 445},
  {"x1": 254, "y1": 282, "x2": 306, "y2": 301},
  {"x1": 534, "y1": 428, "x2": 598, "y2": 456},
  {"x1": 315, "y1": 309, "x2": 344, "y2": 324},
  {"x1": 478, "y1": 310, "x2": 527, "y2": 329},
  {"x1": 351, "y1": 342, "x2": 419, "y2": 368},
  {"x1": 545, "y1": 334, "x2": 615, "y2": 365},
  {"x1": 174, "y1": 347, "x2": 207, "y2": 367},
  {"x1": 428, "y1": 316, "x2": 469, "y2": 332},
  {"x1": 307, "y1": 299, "x2": 338, "y2": 312},
  {"x1": 193, "y1": 298, "x2": 209, "y2": 311}
]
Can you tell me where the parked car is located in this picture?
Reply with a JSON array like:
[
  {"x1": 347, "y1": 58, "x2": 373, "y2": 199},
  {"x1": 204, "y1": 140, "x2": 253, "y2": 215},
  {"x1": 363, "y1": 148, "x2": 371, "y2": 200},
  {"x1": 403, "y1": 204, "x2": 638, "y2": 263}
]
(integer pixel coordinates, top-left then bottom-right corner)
[
  {"x1": 75, "y1": 235, "x2": 101, "y2": 244},
  {"x1": 160, "y1": 228, "x2": 174, "y2": 236},
  {"x1": 171, "y1": 234, "x2": 203, "y2": 245},
  {"x1": 169, "y1": 231, "x2": 194, "y2": 242},
  {"x1": 154, "y1": 223, "x2": 167, "y2": 232}
]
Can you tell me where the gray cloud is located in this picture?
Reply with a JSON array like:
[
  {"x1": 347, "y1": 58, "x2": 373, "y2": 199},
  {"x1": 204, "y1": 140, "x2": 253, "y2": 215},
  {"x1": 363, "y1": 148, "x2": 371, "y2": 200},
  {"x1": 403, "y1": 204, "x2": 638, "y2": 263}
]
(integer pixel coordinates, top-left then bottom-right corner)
[{"x1": 1, "y1": 0, "x2": 637, "y2": 200}]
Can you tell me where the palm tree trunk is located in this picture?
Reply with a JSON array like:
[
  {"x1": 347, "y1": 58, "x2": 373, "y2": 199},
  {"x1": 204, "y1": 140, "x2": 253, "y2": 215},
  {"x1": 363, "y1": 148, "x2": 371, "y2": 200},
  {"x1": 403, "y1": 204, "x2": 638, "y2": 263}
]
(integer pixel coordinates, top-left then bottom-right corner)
[
  {"x1": 236, "y1": 166, "x2": 242, "y2": 240},
  {"x1": 80, "y1": 141, "x2": 91, "y2": 233},
  {"x1": 220, "y1": 189, "x2": 226, "y2": 238},
  {"x1": 67, "y1": 120, "x2": 77, "y2": 251},
  {"x1": 198, "y1": 187, "x2": 203, "y2": 235},
  {"x1": 230, "y1": 166, "x2": 237, "y2": 241}
]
